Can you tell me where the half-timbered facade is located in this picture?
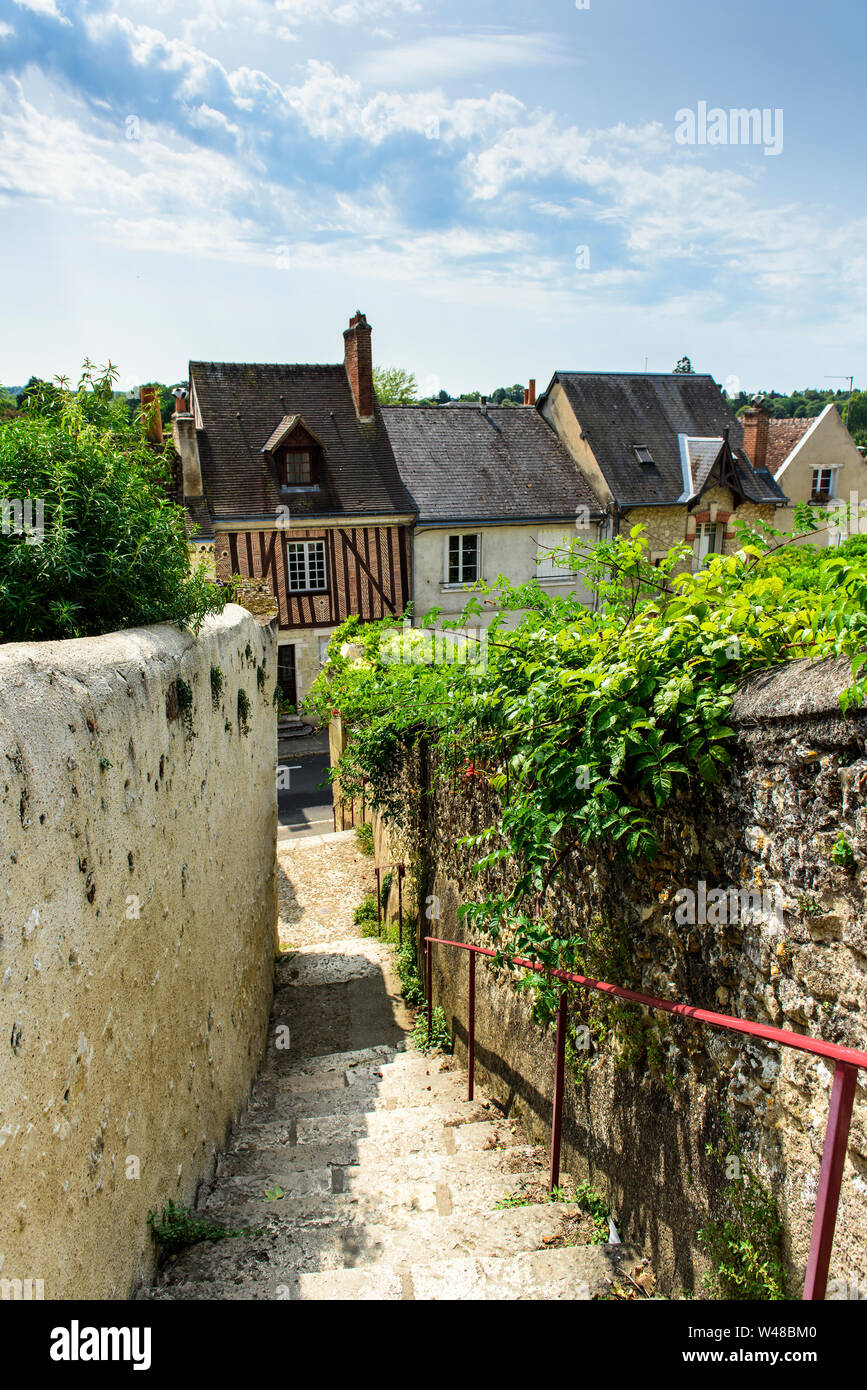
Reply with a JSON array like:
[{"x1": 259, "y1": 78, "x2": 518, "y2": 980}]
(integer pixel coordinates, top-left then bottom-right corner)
[{"x1": 172, "y1": 313, "x2": 415, "y2": 706}]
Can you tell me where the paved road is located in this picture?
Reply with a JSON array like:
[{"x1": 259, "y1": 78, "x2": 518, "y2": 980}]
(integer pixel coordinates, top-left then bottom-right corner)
[{"x1": 277, "y1": 752, "x2": 334, "y2": 841}]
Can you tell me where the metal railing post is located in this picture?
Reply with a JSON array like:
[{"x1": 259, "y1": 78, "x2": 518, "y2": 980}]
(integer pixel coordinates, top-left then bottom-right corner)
[
  {"x1": 398, "y1": 864, "x2": 404, "y2": 947},
  {"x1": 549, "y1": 989, "x2": 568, "y2": 1192},
  {"x1": 375, "y1": 866, "x2": 381, "y2": 937},
  {"x1": 803, "y1": 1061, "x2": 858, "y2": 1300},
  {"x1": 468, "y1": 950, "x2": 476, "y2": 1101},
  {"x1": 426, "y1": 937, "x2": 433, "y2": 1046}
]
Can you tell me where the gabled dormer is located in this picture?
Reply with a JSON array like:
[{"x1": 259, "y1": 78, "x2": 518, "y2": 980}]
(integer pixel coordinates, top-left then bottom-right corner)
[{"x1": 261, "y1": 415, "x2": 327, "y2": 490}]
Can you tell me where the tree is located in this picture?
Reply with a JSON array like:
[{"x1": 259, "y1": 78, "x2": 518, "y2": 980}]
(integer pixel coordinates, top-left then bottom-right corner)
[
  {"x1": 0, "y1": 361, "x2": 227, "y2": 642},
  {"x1": 673, "y1": 356, "x2": 695, "y2": 374},
  {"x1": 372, "y1": 366, "x2": 418, "y2": 405}
]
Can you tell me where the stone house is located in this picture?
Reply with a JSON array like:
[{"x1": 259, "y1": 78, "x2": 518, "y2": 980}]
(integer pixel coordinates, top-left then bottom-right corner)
[
  {"x1": 538, "y1": 372, "x2": 787, "y2": 563},
  {"x1": 743, "y1": 399, "x2": 867, "y2": 546},
  {"x1": 381, "y1": 397, "x2": 605, "y2": 627},
  {"x1": 170, "y1": 313, "x2": 415, "y2": 706}
]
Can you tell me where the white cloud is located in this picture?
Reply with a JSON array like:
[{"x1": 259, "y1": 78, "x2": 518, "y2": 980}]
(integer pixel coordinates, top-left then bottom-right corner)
[
  {"x1": 12, "y1": 0, "x2": 69, "y2": 20},
  {"x1": 354, "y1": 32, "x2": 561, "y2": 87},
  {"x1": 0, "y1": 21, "x2": 14, "y2": 39}
]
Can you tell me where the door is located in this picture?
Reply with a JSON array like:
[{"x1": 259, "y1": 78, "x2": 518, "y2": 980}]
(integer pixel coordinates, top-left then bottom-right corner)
[{"x1": 277, "y1": 644, "x2": 297, "y2": 709}]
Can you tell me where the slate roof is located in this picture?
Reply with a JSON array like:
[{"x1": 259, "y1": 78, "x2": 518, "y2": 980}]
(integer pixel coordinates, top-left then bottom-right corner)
[
  {"x1": 188, "y1": 362, "x2": 415, "y2": 523},
  {"x1": 381, "y1": 405, "x2": 603, "y2": 523},
  {"x1": 547, "y1": 373, "x2": 785, "y2": 506},
  {"x1": 765, "y1": 416, "x2": 815, "y2": 475}
]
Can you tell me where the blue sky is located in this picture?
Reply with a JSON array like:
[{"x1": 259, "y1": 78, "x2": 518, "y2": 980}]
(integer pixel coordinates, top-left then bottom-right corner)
[{"x1": 0, "y1": 0, "x2": 864, "y2": 396}]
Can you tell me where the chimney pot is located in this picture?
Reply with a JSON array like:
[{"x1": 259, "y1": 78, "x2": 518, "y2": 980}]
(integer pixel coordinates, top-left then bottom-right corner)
[{"x1": 528, "y1": 379, "x2": 536, "y2": 406}]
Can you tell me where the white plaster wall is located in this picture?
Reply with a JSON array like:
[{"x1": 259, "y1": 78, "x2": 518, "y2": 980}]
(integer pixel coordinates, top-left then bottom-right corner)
[
  {"x1": 774, "y1": 407, "x2": 867, "y2": 546},
  {"x1": 0, "y1": 606, "x2": 277, "y2": 1299},
  {"x1": 412, "y1": 523, "x2": 596, "y2": 625}
]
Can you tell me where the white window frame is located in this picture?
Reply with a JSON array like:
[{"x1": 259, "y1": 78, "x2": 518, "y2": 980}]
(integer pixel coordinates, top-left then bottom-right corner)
[
  {"x1": 444, "y1": 532, "x2": 481, "y2": 587},
  {"x1": 693, "y1": 522, "x2": 723, "y2": 566},
  {"x1": 810, "y1": 467, "x2": 838, "y2": 503},
  {"x1": 287, "y1": 539, "x2": 327, "y2": 592}
]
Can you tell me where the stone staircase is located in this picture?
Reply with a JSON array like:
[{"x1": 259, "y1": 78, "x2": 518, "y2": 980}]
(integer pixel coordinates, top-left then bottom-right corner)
[{"x1": 141, "y1": 843, "x2": 637, "y2": 1301}]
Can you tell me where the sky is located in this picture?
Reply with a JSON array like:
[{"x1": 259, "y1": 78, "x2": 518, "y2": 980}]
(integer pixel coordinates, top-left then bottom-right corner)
[{"x1": 0, "y1": 0, "x2": 864, "y2": 397}]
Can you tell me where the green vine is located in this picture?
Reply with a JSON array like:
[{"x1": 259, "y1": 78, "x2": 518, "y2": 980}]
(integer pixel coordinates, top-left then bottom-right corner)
[
  {"x1": 697, "y1": 1115, "x2": 787, "y2": 1300},
  {"x1": 311, "y1": 523, "x2": 867, "y2": 1028}
]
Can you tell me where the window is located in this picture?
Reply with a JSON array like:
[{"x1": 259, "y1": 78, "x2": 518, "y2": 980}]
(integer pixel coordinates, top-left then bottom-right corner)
[
  {"x1": 317, "y1": 636, "x2": 330, "y2": 666},
  {"x1": 694, "y1": 522, "x2": 723, "y2": 565},
  {"x1": 633, "y1": 444, "x2": 655, "y2": 466},
  {"x1": 287, "y1": 540, "x2": 327, "y2": 592},
  {"x1": 447, "y1": 533, "x2": 479, "y2": 584},
  {"x1": 535, "y1": 528, "x2": 576, "y2": 582},
  {"x1": 281, "y1": 449, "x2": 313, "y2": 486},
  {"x1": 811, "y1": 468, "x2": 836, "y2": 503}
]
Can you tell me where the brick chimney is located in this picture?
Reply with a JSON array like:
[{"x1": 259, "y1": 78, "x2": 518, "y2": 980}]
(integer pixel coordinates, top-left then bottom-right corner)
[
  {"x1": 741, "y1": 397, "x2": 770, "y2": 471},
  {"x1": 343, "y1": 311, "x2": 374, "y2": 421},
  {"x1": 528, "y1": 378, "x2": 536, "y2": 406},
  {"x1": 172, "y1": 411, "x2": 203, "y2": 500},
  {"x1": 140, "y1": 385, "x2": 163, "y2": 444}
]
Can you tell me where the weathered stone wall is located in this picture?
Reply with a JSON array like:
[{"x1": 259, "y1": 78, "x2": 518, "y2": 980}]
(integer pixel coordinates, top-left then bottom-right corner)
[
  {"x1": 0, "y1": 606, "x2": 278, "y2": 1299},
  {"x1": 373, "y1": 656, "x2": 867, "y2": 1296}
]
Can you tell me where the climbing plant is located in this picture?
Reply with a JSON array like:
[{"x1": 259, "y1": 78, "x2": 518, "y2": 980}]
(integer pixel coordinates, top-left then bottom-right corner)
[{"x1": 310, "y1": 520, "x2": 867, "y2": 1021}]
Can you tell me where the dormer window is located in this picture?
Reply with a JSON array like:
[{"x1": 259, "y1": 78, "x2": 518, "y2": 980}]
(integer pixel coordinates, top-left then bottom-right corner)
[
  {"x1": 261, "y1": 414, "x2": 325, "y2": 490},
  {"x1": 633, "y1": 444, "x2": 655, "y2": 466}
]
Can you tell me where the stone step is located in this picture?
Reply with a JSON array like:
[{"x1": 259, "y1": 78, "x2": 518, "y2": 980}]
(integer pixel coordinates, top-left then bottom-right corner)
[
  {"x1": 143, "y1": 1203, "x2": 617, "y2": 1296},
  {"x1": 260, "y1": 1052, "x2": 454, "y2": 1098},
  {"x1": 196, "y1": 1167, "x2": 551, "y2": 1229},
  {"x1": 248, "y1": 1071, "x2": 469, "y2": 1120},
  {"x1": 219, "y1": 1118, "x2": 525, "y2": 1176},
  {"x1": 218, "y1": 1138, "x2": 539, "y2": 1183},
  {"x1": 296, "y1": 1097, "x2": 497, "y2": 1145},
  {"x1": 296, "y1": 1244, "x2": 629, "y2": 1301}
]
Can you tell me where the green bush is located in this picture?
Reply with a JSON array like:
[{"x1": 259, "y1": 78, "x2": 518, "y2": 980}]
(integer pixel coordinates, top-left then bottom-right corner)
[{"x1": 0, "y1": 362, "x2": 227, "y2": 642}]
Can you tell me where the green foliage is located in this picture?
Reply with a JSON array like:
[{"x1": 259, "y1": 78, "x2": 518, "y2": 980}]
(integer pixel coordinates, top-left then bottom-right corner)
[
  {"x1": 312, "y1": 521, "x2": 867, "y2": 1028},
  {"x1": 0, "y1": 361, "x2": 227, "y2": 641},
  {"x1": 494, "y1": 1181, "x2": 609, "y2": 1242},
  {"x1": 380, "y1": 869, "x2": 393, "y2": 907},
  {"x1": 831, "y1": 832, "x2": 855, "y2": 867},
  {"x1": 412, "y1": 1005, "x2": 452, "y2": 1052},
  {"x1": 395, "y1": 938, "x2": 425, "y2": 1005},
  {"x1": 353, "y1": 892, "x2": 379, "y2": 928},
  {"x1": 210, "y1": 665, "x2": 224, "y2": 708},
  {"x1": 373, "y1": 366, "x2": 418, "y2": 405},
  {"x1": 355, "y1": 822, "x2": 374, "y2": 856},
  {"x1": 698, "y1": 1116, "x2": 787, "y2": 1300},
  {"x1": 237, "y1": 688, "x2": 251, "y2": 735},
  {"x1": 147, "y1": 1200, "x2": 244, "y2": 1252}
]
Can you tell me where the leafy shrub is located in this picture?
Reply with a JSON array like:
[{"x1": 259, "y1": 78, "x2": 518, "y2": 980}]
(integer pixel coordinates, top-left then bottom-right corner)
[
  {"x1": 355, "y1": 822, "x2": 374, "y2": 856},
  {"x1": 411, "y1": 1004, "x2": 452, "y2": 1052},
  {"x1": 697, "y1": 1116, "x2": 786, "y2": 1300},
  {"x1": 147, "y1": 1200, "x2": 243, "y2": 1252},
  {"x1": 0, "y1": 362, "x2": 227, "y2": 642}
]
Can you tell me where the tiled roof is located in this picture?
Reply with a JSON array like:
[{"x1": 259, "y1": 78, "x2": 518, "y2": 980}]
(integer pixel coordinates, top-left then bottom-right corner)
[
  {"x1": 550, "y1": 373, "x2": 784, "y2": 505},
  {"x1": 381, "y1": 405, "x2": 603, "y2": 523},
  {"x1": 189, "y1": 362, "x2": 415, "y2": 523},
  {"x1": 765, "y1": 416, "x2": 815, "y2": 474}
]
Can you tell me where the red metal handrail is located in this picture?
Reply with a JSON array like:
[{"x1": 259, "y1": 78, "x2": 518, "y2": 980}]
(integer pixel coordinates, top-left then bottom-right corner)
[{"x1": 423, "y1": 933, "x2": 867, "y2": 1301}]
